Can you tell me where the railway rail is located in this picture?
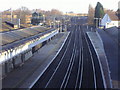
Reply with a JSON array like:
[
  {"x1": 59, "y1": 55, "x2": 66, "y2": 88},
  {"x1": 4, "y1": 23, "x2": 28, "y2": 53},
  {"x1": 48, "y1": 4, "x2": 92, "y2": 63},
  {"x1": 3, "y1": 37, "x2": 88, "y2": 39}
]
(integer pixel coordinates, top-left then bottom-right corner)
[{"x1": 31, "y1": 19, "x2": 105, "y2": 89}]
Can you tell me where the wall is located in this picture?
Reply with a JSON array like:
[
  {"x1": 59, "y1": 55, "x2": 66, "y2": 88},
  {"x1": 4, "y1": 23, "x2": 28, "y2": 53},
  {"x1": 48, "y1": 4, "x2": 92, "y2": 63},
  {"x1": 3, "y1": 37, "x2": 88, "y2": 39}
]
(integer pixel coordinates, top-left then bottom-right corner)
[
  {"x1": 101, "y1": 14, "x2": 111, "y2": 27},
  {"x1": 106, "y1": 21, "x2": 119, "y2": 28}
]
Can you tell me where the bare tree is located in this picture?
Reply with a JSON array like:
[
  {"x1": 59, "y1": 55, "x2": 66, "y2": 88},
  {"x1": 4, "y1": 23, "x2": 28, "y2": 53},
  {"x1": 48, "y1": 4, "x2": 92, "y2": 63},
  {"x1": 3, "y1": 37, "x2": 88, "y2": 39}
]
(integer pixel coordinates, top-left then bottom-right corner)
[
  {"x1": 88, "y1": 4, "x2": 94, "y2": 25},
  {"x1": 50, "y1": 9, "x2": 63, "y2": 16},
  {"x1": 15, "y1": 7, "x2": 31, "y2": 24}
]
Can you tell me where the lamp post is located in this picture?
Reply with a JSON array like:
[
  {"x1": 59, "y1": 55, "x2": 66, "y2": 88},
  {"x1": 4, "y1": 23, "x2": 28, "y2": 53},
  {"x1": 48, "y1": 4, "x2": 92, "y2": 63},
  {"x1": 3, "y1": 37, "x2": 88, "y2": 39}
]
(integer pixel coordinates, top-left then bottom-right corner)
[
  {"x1": 19, "y1": 8, "x2": 21, "y2": 28},
  {"x1": 53, "y1": 17, "x2": 56, "y2": 29},
  {"x1": 18, "y1": 19, "x2": 21, "y2": 28},
  {"x1": 10, "y1": 8, "x2": 12, "y2": 22},
  {"x1": 99, "y1": 18, "x2": 101, "y2": 28},
  {"x1": 50, "y1": 22, "x2": 52, "y2": 28},
  {"x1": 43, "y1": 15, "x2": 45, "y2": 26},
  {"x1": 0, "y1": 12, "x2": 2, "y2": 30},
  {"x1": 43, "y1": 15, "x2": 45, "y2": 23},
  {"x1": 61, "y1": 22, "x2": 63, "y2": 32},
  {"x1": 55, "y1": 20, "x2": 59, "y2": 31},
  {"x1": 57, "y1": 21, "x2": 59, "y2": 30}
]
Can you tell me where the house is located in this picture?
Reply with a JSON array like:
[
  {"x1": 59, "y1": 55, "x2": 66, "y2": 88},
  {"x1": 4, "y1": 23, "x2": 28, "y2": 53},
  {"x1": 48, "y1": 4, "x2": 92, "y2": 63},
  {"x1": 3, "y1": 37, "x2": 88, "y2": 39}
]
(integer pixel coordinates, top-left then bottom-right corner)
[
  {"x1": 25, "y1": 15, "x2": 32, "y2": 24},
  {"x1": 101, "y1": 11, "x2": 119, "y2": 28}
]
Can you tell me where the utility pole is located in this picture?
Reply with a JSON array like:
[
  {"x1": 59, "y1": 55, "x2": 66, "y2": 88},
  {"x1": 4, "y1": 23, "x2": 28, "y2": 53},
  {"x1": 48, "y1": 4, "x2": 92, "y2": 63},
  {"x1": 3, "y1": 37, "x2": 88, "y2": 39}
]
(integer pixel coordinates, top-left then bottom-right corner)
[
  {"x1": 18, "y1": 19, "x2": 21, "y2": 28},
  {"x1": 57, "y1": 21, "x2": 59, "y2": 30},
  {"x1": 0, "y1": 12, "x2": 2, "y2": 30},
  {"x1": 50, "y1": 22, "x2": 51, "y2": 28},
  {"x1": 43, "y1": 15, "x2": 45, "y2": 23},
  {"x1": 42, "y1": 14, "x2": 45, "y2": 26},
  {"x1": 54, "y1": 17, "x2": 56, "y2": 28},
  {"x1": 19, "y1": 8, "x2": 21, "y2": 28},
  {"x1": 61, "y1": 22, "x2": 62, "y2": 32},
  {"x1": 57, "y1": 21, "x2": 60, "y2": 31},
  {"x1": 10, "y1": 8, "x2": 12, "y2": 22}
]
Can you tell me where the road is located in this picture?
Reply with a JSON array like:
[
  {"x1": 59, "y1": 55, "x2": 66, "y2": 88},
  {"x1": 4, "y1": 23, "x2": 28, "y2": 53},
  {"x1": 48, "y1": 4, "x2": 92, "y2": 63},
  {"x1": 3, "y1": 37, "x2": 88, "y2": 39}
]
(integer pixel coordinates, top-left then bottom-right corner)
[{"x1": 31, "y1": 17, "x2": 105, "y2": 89}]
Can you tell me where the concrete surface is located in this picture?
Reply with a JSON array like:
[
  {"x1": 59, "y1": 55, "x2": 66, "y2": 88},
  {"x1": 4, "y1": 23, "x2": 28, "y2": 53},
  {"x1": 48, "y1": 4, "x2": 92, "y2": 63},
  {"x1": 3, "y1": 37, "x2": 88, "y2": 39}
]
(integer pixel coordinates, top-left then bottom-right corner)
[
  {"x1": 87, "y1": 31, "x2": 112, "y2": 88},
  {"x1": 97, "y1": 29, "x2": 120, "y2": 89},
  {"x1": 104, "y1": 27, "x2": 119, "y2": 44},
  {"x1": 2, "y1": 32, "x2": 69, "y2": 88}
]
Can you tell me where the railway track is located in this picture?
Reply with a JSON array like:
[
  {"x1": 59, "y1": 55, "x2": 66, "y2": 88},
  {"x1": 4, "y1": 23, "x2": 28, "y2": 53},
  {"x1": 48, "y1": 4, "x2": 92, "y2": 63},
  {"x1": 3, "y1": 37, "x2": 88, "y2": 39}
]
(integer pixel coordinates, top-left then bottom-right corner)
[
  {"x1": 31, "y1": 19, "x2": 105, "y2": 89},
  {"x1": 31, "y1": 25, "x2": 75, "y2": 88},
  {"x1": 80, "y1": 25, "x2": 105, "y2": 89}
]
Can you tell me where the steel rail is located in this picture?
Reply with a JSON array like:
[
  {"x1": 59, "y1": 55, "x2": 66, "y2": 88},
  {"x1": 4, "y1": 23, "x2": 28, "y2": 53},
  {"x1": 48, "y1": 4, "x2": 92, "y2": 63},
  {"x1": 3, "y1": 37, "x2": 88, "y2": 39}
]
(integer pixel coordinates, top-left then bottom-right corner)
[
  {"x1": 80, "y1": 25, "x2": 95, "y2": 88},
  {"x1": 29, "y1": 32, "x2": 70, "y2": 88},
  {"x1": 83, "y1": 25, "x2": 97, "y2": 89},
  {"x1": 60, "y1": 28, "x2": 77, "y2": 88},
  {"x1": 45, "y1": 30, "x2": 75, "y2": 88},
  {"x1": 78, "y1": 25, "x2": 84, "y2": 88}
]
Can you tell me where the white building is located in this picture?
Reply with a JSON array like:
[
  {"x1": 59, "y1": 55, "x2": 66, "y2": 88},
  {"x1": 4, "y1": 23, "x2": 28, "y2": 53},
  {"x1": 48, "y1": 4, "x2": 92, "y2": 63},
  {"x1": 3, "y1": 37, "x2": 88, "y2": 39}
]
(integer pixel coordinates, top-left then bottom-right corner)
[{"x1": 101, "y1": 12, "x2": 119, "y2": 28}]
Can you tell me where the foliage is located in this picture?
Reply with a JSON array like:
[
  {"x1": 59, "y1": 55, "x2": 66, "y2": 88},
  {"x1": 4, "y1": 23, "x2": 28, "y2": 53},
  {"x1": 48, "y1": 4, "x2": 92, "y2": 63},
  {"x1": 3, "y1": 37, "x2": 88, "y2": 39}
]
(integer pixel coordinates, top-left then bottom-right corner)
[
  {"x1": 31, "y1": 12, "x2": 43, "y2": 25},
  {"x1": 94, "y1": 2, "x2": 105, "y2": 18},
  {"x1": 94, "y1": 2, "x2": 105, "y2": 27},
  {"x1": 116, "y1": 9, "x2": 120, "y2": 19}
]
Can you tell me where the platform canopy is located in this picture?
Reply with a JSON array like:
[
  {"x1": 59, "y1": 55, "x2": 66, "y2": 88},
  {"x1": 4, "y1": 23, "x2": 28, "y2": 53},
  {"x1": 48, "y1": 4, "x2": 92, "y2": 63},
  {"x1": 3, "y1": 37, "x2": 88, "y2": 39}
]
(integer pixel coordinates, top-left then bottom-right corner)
[{"x1": 0, "y1": 26, "x2": 48, "y2": 46}]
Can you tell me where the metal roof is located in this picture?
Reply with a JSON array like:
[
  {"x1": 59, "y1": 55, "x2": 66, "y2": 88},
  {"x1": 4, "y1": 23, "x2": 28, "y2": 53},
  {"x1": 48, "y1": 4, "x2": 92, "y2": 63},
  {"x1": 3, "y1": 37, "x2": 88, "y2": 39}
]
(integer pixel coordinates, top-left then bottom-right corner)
[
  {"x1": 0, "y1": 28, "x2": 55, "y2": 53},
  {"x1": 0, "y1": 26, "x2": 49, "y2": 46}
]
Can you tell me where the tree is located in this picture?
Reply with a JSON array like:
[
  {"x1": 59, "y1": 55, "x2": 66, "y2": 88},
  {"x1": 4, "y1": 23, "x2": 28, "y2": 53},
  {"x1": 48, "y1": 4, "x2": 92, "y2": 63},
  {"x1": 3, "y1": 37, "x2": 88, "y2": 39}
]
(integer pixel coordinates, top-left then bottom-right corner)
[
  {"x1": 94, "y1": 2, "x2": 105, "y2": 27},
  {"x1": 88, "y1": 4, "x2": 94, "y2": 25},
  {"x1": 116, "y1": 9, "x2": 120, "y2": 19},
  {"x1": 31, "y1": 12, "x2": 42, "y2": 25},
  {"x1": 51, "y1": 9, "x2": 63, "y2": 16},
  {"x1": 15, "y1": 7, "x2": 31, "y2": 24}
]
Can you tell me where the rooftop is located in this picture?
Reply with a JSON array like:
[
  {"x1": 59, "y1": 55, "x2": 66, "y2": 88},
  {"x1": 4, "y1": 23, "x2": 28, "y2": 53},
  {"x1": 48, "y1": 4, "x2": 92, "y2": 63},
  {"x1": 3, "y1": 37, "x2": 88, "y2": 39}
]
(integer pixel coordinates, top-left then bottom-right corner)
[{"x1": 0, "y1": 26, "x2": 52, "y2": 52}]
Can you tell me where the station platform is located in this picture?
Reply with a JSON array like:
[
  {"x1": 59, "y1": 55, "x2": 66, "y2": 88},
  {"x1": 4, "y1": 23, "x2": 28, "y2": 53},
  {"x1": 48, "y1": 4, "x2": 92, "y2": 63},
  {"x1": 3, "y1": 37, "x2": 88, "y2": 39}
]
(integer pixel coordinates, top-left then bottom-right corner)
[
  {"x1": 87, "y1": 31, "x2": 112, "y2": 88},
  {"x1": 97, "y1": 28, "x2": 120, "y2": 89},
  {"x1": 2, "y1": 32, "x2": 69, "y2": 88}
]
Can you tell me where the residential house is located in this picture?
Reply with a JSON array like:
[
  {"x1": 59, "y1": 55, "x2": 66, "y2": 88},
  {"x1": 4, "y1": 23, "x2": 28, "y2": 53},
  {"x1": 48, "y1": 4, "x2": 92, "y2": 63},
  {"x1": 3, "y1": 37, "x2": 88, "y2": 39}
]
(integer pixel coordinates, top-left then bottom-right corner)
[
  {"x1": 101, "y1": 11, "x2": 119, "y2": 28},
  {"x1": 25, "y1": 15, "x2": 32, "y2": 24}
]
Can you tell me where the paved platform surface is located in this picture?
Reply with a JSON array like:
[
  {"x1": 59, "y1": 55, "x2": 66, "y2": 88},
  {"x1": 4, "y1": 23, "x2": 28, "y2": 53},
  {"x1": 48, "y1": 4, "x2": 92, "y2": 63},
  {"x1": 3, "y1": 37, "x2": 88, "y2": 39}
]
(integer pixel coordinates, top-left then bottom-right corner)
[
  {"x1": 97, "y1": 29, "x2": 120, "y2": 89},
  {"x1": 2, "y1": 32, "x2": 69, "y2": 88},
  {"x1": 87, "y1": 31, "x2": 112, "y2": 88}
]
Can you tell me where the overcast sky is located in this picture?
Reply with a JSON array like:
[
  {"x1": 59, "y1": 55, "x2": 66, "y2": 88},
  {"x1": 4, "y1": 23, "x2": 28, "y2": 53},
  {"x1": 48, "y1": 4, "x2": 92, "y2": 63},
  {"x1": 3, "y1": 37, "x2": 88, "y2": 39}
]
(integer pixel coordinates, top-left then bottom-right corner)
[{"x1": 0, "y1": 0, "x2": 119, "y2": 13}]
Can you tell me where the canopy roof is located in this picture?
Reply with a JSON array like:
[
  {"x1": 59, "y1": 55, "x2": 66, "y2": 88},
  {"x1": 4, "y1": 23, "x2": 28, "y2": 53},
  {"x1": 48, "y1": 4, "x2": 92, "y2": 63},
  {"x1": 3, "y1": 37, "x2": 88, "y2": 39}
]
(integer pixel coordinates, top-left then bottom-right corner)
[{"x1": 0, "y1": 26, "x2": 48, "y2": 46}]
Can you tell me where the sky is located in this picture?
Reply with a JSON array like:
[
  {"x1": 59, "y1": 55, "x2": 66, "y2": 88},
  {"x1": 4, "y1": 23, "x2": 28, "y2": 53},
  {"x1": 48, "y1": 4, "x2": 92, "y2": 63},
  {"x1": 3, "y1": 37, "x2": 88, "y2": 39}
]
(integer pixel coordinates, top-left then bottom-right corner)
[{"x1": 0, "y1": 0, "x2": 119, "y2": 13}]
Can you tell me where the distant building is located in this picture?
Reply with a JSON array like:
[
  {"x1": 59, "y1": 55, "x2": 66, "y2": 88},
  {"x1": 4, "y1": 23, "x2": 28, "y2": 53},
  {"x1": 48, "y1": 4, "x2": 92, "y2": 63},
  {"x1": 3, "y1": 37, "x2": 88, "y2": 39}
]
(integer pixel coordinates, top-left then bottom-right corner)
[
  {"x1": 25, "y1": 15, "x2": 32, "y2": 24},
  {"x1": 101, "y1": 11, "x2": 120, "y2": 28},
  {"x1": 5, "y1": 21, "x2": 19, "y2": 29},
  {"x1": 64, "y1": 12, "x2": 88, "y2": 17},
  {"x1": 2, "y1": 14, "x2": 17, "y2": 22},
  {"x1": 31, "y1": 12, "x2": 43, "y2": 25},
  {"x1": 2, "y1": 14, "x2": 32, "y2": 24},
  {"x1": 77, "y1": 13, "x2": 88, "y2": 16}
]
